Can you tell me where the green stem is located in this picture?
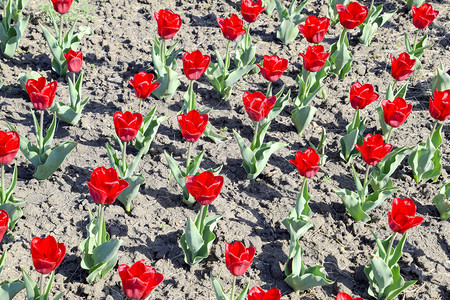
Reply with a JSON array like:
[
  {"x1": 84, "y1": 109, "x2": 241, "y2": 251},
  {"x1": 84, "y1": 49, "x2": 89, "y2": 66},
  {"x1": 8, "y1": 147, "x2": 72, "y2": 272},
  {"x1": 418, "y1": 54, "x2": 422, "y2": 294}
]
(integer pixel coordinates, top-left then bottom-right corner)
[
  {"x1": 139, "y1": 99, "x2": 142, "y2": 114},
  {"x1": 385, "y1": 232, "x2": 397, "y2": 263},
  {"x1": 39, "y1": 110, "x2": 44, "y2": 153},
  {"x1": 392, "y1": 80, "x2": 398, "y2": 93},
  {"x1": 224, "y1": 40, "x2": 231, "y2": 72},
  {"x1": 370, "y1": 0, "x2": 374, "y2": 9},
  {"x1": 412, "y1": 28, "x2": 419, "y2": 52},
  {"x1": 196, "y1": 204, "x2": 208, "y2": 235},
  {"x1": 39, "y1": 273, "x2": 45, "y2": 298},
  {"x1": 351, "y1": 109, "x2": 359, "y2": 130},
  {"x1": 59, "y1": 14, "x2": 64, "y2": 47},
  {"x1": 97, "y1": 204, "x2": 104, "y2": 245},
  {"x1": 122, "y1": 142, "x2": 127, "y2": 175},
  {"x1": 266, "y1": 81, "x2": 272, "y2": 97},
  {"x1": 386, "y1": 126, "x2": 393, "y2": 144},
  {"x1": 186, "y1": 142, "x2": 193, "y2": 170},
  {"x1": 188, "y1": 80, "x2": 195, "y2": 112},
  {"x1": 362, "y1": 164, "x2": 371, "y2": 203},
  {"x1": 429, "y1": 119, "x2": 439, "y2": 138},
  {"x1": 251, "y1": 121, "x2": 260, "y2": 150},
  {"x1": 160, "y1": 39, "x2": 166, "y2": 66},
  {"x1": 245, "y1": 23, "x2": 251, "y2": 48},
  {"x1": 1, "y1": 165, "x2": 5, "y2": 203},
  {"x1": 304, "y1": 71, "x2": 311, "y2": 98},
  {"x1": 230, "y1": 275, "x2": 236, "y2": 300},
  {"x1": 296, "y1": 177, "x2": 307, "y2": 216}
]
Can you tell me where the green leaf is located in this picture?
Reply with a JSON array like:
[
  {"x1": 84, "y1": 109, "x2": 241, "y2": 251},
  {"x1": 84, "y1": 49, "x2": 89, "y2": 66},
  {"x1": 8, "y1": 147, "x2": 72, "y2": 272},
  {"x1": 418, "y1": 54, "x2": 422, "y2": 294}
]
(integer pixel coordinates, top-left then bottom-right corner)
[
  {"x1": 210, "y1": 274, "x2": 230, "y2": 300},
  {"x1": 0, "y1": 279, "x2": 25, "y2": 300},
  {"x1": 116, "y1": 174, "x2": 145, "y2": 212},
  {"x1": 340, "y1": 128, "x2": 361, "y2": 163},
  {"x1": 432, "y1": 182, "x2": 450, "y2": 221},
  {"x1": 51, "y1": 102, "x2": 83, "y2": 125},
  {"x1": 371, "y1": 146, "x2": 412, "y2": 190},
  {"x1": 335, "y1": 188, "x2": 371, "y2": 222},
  {"x1": 430, "y1": 64, "x2": 450, "y2": 92},
  {"x1": 276, "y1": 19, "x2": 300, "y2": 44},
  {"x1": 92, "y1": 238, "x2": 122, "y2": 264},
  {"x1": 203, "y1": 122, "x2": 227, "y2": 143},
  {"x1": 43, "y1": 271, "x2": 55, "y2": 298},
  {"x1": 408, "y1": 140, "x2": 442, "y2": 184},
  {"x1": 153, "y1": 66, "x2": 180, "y2": 100},
  {"x1": 371, "y1": 257, "x2": 394, "y2": 297},
  {"x1": 236, "y1": 282, "x2": 250, "y2": 300},
  {"x1": 21, "y1": 269, "x2": 39, "y2": 300},
  {"x1": 225, "y1": 64, "x2": 255, "y2": 86},
  {"x1": 291, "y1": 106, "x2": 317, "y2": 136},
  {"x1": 249, "y1": 142, "x2": 286, "y2": 180},
  {"x1": 17, "y1": 71, "x2": 42, "y2": 91},
  {"x1": 388, "y1": 233, "x2": 407, "y2": 268},
  {"x1": 0, "y1": 201, "x2": 25, "y2": 231},
  {"x1": 33, "y1": 141, "x2": 77, "y2": 180},
  {"x1": 183, "y1": 217, "x2": 204, "y2": 257},
  {"x1": 260, "y1": 87, "x2": 290, "y2": 128},
  {"x1": 43, "y1": 113, "x2": 58, "y2": 152}
]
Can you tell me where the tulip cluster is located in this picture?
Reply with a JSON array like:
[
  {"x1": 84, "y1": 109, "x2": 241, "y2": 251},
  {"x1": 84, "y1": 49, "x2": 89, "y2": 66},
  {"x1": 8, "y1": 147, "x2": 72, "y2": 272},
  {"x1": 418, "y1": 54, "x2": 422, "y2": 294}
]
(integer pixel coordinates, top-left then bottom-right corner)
[{"x1": 0, "y1": 0, "x2": 30, "y2": 58}]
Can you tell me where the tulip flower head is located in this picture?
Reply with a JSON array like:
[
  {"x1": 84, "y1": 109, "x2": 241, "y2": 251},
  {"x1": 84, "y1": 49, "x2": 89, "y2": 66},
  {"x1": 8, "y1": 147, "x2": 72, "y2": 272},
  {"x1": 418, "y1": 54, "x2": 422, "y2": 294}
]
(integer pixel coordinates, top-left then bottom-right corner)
[
  {"x1": 298, "y1": 15, "x2": 330, "y2": 44},
  {"x1": 26, "y1": 77, "x2": 58, "y2": 111},
  {"x1": 289, "y1": 148, "x2": 320, "y2": 178},
  {"x1": 225, "y1": 241, "x2": 255, "y2": 276},
  {"x1": 177, "y1": 110, "x2": 209, "y2": 143},
  {"x1": 86, "y1": 166, "x2": 129, "y2": 205},
  {"x1": 243, "y1": 91, "x2": 277, "y2": 122},
  {"x1": 412, "y1": 3, "x2": 439, "y2": 29},
  {"x1": 0, "y1": 130, "x2": 20, "y2": 165},
  {"x1": 248, "y1": 286, "x2": 281, "y2": 300},
  {"x1": 336, "y1": 2, "x2": 369, "y2": 30},
  {"x1": 240, "y1": 0, "x2": 265, "y2": 23},
  {"x1": 336, "y1": 292, "x2": 364, "y2": 300},
  {"x1": 128, "y1": 72, "x2": 161, "y2": 99},
  {"x1": 118, "y1": 259, "x2": 164, "y2": 300},
  {"x1": 51, "y1": 0, "x2": 73, "y2": 15},
  {"x1": 429, "y1": 89, "x2": 450, "y2": 122},
  {"x1": 30, "y1": 235, "x2": 66, "y2": 274},
  {"x1": 182, "y1": 50, "x2": 211, "y2": 81},
  {"x1": 217, "y1": 14, "x2": 246, "y2": 41},
  {"x1": 185, "y1": 171, "x2": 224, "y2": 205},
  {"x1": 382, "y1": 97, "x2": 413, "y2": 128},
  {"x1": 113, "y1": 111, "x2": 143, "y2": 143},
  {"x1": 299, "y1": 45, "x2": 330, "y2": 73},
  {"x1": 390, "y1": 52, "x2": 416, "y2": 82},
  {"x1": 349, "y1": 82, "x2": 379, "y2": 110},
  {"x1": 388, "y1": 198, "x2": 424, "y2": 234},
  {"x1": 154, "y1": 9, "x2": 182, "y2": 39},
  {"x1": 0, "y1": 210, "x2": 8, "y2": 243},
  {"x1": 355, "y1": 134, "x2": 393, "y2": 166},
  {"x1": 64, "y1": 50, "x2": 83, "y2": 73},
  {"x1": 257, "y1": 55, "x2": 289, "y2": 82}
]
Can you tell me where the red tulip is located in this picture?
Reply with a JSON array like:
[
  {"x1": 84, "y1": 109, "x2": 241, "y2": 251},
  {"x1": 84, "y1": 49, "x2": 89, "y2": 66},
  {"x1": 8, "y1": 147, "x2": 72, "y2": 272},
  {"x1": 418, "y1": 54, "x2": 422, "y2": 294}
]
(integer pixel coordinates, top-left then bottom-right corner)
[
  {"x1": 429, "y1": 89, "x2": 450, "y2": 122},
  {"x1": 336, "y1": 2, "x2": 369, "y2": 30},
  {"x1": 299, "y1": 45, "x2": 330, "y2": 73},
  {"x1": 86, "y1": 166, "x2": 129, "y2": 205},
  {"x1": 64, "y1": 50, "x2": 82, "y2": 73},
  {"x1": 50, "y1": 0, "x2": 73, "y2": 14},
  {"x1": 298, "y1": 15, "x2": 330, "y2": 44},
  {"x1": 185, "y1": 171, "x2": 224, "y2": 205},
  {"x1": 182, "y1": 50, "x2": 211, "y2": 81},
  {"x1": 243, "y1": 91, "x2": 276, "y2": 122},
  {"x1": 382, "y1": 97, "x2": 413, "y2": 128},
  {"x1": 390, "y1": 52, "x2": 416, "y2": 82},
  {"x1": 128, "y1": 72, "x2": 160, "y2": 99},
  {"x1": 154, "y1": 9, "x2": 182, "y2": 39},
  {"x1": 388, "y1": 198, "x2": 424, "y2": 234},
  {"x1": 289, "y1": 148, "x2": 320, "y2": 178},
  {"x1": 355, "y1": 134, "x2": 393, "y2": 166},
  {"x1": 217, "y1": 14, "x2": 246, "y2": 41},
  {"x1": 257, "y1": 55, "x2": 289, "y2": 82},
  {"x1": 349, "y1": 82, "x2": 379, "y2": 110},
  {"x1": 113, "y1": 111, "x2": 143, "y2": 142},
  {"x1": 177, "y1": 110, "x2": 209, "y2": 143},
  {"x1": 225, "y1": 241, "x2": 255, "y2": 276},
  {"x1": 25, "y1": 77, "x2": 58, "y2": 111},
  {"x1": 336, "y1": 292, "x2": 364, "y2": 300},
  {"x1": 118, "y1": 259, "x2": 164, "y2": 300},
  {"x1": 0, "y1": 130, "x2": 20, "y2": 165},
  {"x1": 412, "y1": 3, "x2": 439, "y2": 29},
  {"x1": 30, "y1": 235, "x2": 66, "y2": 274},
  {"x1": 0, "y1": 210, "x2": 8, "y2": 243},
  {"x1": 240, "y1": 0, "x2": 265, "y2": 23},
  {"x1": 248, "y1": 286, "x2": 281, "y2": 300}
]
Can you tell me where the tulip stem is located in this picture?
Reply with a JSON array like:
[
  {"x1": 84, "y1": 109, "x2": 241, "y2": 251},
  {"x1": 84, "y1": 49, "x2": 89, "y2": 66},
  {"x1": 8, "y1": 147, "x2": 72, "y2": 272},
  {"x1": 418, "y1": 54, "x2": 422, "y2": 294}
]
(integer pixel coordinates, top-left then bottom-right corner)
[
  {"x1": 230, "y1": 275, "x2": 236, "y2": 300},
  {"x1": 59, "y1": 14, "x2": 64, "y2": 47},
  {"x1": 386, "y1": 126, "x2": 393, "y2": 144},
  {"x1": 370, "y1": 0, "x2": 374, "y2": 8},
  {"x1": 412, "y1": 29, "x2": 419, "y2": 52},
  {"x1": 429, "y1": 119, "x2": 439, "y2": 138},
  {"x1": 266, "y1": 82, "x2": 272, "y2": 97},
  {"x1": 138, "y1": 99, "x2": 142, "y2": 114},
  {"x1": 296, "y1": 177, "x2": 307, "y2": 216},
  {"x1": 196, "y1": 204, "x2": 208, "y2": 235},
  {"x1": 251, "y1": 121, "x2": 260, "y2": 150},
  {"x1": 304, "y1": 71, "x2": 311, "y2": 96},
  {"x1": 1, "y1": 165, "x2": 5, "y2": 203},
  {"x1": 225, "y1": 40, "x2": 231, "y2": 72},
  {"x1": 385, "y1": 232, "x2": 397, "y2": 263},
  {"x1": 97, "y1": 204, "x2": 105, "y2": 245},
  {"x1": 351, "y1": 109, "x2": 359, "y2": 130},
  {"x1": 160, "y1": 39, "x2": 166, "y2": 66},
  {"x1": 39, "y1": 273, "x2": 45, "y2": 297},
  {"x1": 186, "y1": 142, "x2": 193, "y2": 170},
  {"x1": 245, "y1": 24, "x2": 251, "y2": 49},
  {"x1": 39, "y1": 110, "x2": 44, "y2": 153},
  {"x1": 392, "y1": 80, "x2": 398, "y2": 93},
  {"x1": 188, "y1": 80, "x2": 195, "y2": 112},
  {"x1": 122, "y1": 142, "x2": 127, "y2": 175},
  {"x1": 362, "y1": 165, "x2": 371, "y2": 202}
]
